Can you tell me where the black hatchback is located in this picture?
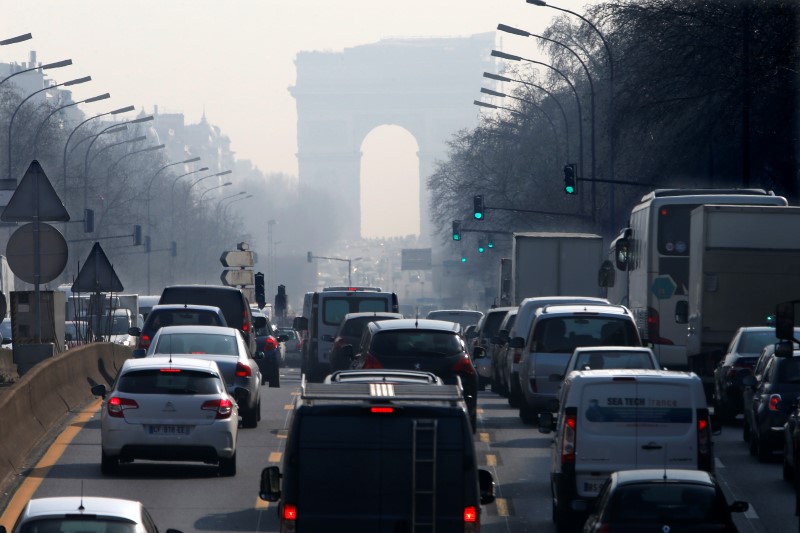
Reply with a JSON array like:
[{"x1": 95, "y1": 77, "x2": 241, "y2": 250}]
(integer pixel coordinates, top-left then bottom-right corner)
[
  {"x1": 130, "y1": 304, "x2": 227, "y2": 353},
  {"x1": 347, "y1": 319, "x2": 479, "y2": 431}
]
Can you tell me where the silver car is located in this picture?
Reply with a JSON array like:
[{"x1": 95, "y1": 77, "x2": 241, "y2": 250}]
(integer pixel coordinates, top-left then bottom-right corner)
[
  {"x1": 147, "y1": 325, "x2": 262, "y2": 428},
  {"x1": 3, "y1": 496, "x2": 183, "y2": 533},
  {"x1": 92, "y1": 356, "x2": 238, "y2": 476}
]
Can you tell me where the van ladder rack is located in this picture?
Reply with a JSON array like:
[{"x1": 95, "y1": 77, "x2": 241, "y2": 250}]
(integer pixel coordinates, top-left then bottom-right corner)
[{"x1": 412, "y1": 419, "x2": 437, "y2": 532}]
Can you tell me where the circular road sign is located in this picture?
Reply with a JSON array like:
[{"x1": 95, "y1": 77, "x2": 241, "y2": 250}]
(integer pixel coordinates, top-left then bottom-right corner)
[{"x1": 6, "y1": 222, "x2": 68, "y2": 284}]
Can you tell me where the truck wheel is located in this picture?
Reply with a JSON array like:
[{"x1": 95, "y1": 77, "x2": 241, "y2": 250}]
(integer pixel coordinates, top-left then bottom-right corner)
[
  {"x1": 242, "y1": 404, "x2": 259, "y2": 429},
  {"x1": 519, "y1": 402, "x2": 537, "y2": 425}
]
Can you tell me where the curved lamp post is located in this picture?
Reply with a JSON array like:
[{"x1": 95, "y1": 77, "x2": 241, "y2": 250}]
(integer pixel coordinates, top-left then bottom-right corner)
[
  {"x1": 223, "y1": 194, "x2": 253, "y2": 217},
  {"x1": 0, "y1": 57, "x2": 71, "y2": 88},
  {"x1": 34, "y1": 92, "x2": 110, "y2": 154},
  {"x1": 7, "y1": 74, "x2": 91, "y2": 179},
  {"x1": 187, "y1": 169, "x2": 232, "y2": 195},
  {"x1": 0, "y1": 33, "x2": 32, "y2": 46},
  {"x1": 198, "y1": 182, "x2": 232, "y2": 202},
  {"x1": 87, "y1": 135, "x2": 146, "y2": 176}
]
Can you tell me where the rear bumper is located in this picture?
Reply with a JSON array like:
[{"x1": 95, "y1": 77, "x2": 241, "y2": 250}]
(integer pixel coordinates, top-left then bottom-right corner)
[{"x1": 102, "y1": 420, "x2": 236, "y2": 459}]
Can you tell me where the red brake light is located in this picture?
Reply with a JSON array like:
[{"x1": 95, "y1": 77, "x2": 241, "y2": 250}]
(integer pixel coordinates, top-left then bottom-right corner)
[
  {"x1": 283, "y1": 503, "x2": 297, "y2": 521},
  {"x1": 698, "y1": 418, "x2": 708, "y2": 431},
  {"x1": 697, "y1": 408, "x2": 713, "y2": 471},
  {"x1": 463, "y1": 506, "x2": 477, "y2": 523},
  {"x1": 371, "y1": 406, "x2": 394, "y2": 414},
  {"x1": 202, "y1": 398, "x2": 233, "y2": 419},
  {"x1": 108, "y1": 397, "x2": 138, "y2": 418},
  {"x1": 139, "y1": 335, "x2": 151, "y2": 349},
  {"x1": 242, "y1": 310, "x2": 250, "y2": 332},
  {"x1": 451, "y1": 353, "x2": 475, "y2": 375},
  {"x1": 160, "y1": 368, "x2": 182, "y2": 373},
  {"x1": 235, "y1": 362, "x2": 252, "y2": 378},
  {"x1": 363, "y1": 353, "x2": 383, "y2": 369},
  {"x1": 264, "y1": 336, "x2": 278, "y2": 351},
  {"x1": 769, "y1": 394, "x2": 782, "y2": 411},
  {"x1": 561, "y1": 409, "x2": 577, "y2": 464}
]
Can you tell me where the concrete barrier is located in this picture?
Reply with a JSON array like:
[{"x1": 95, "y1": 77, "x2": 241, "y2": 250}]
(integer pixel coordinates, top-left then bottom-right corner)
[{"x1": 0, "y1": 343, "x2": 130, "y2": 489}]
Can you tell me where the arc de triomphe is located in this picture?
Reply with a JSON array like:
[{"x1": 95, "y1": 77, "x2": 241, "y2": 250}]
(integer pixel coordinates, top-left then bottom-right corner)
[{"x1": 291, "y1": 33, "x2": 494, "y2": 242}]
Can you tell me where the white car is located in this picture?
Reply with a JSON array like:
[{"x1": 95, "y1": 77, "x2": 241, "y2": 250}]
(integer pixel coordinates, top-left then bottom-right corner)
[
  {"x1": 1, "y1": 496, "x2": 183, "y2": 533},
  {"x1": 91, "y1": 356, "x2": 239, "y2": 476}
]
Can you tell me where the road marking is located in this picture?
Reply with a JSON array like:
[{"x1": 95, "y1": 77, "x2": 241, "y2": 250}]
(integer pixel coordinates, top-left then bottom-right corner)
[
  {"x1": 479, "y1": 432, "x2": 490, "y2": 443},
  {"x1": 284, "y1": 404, "x2": 294, "y2": 410},
  {"x1": 290, "y1": 391, "x2": 300, "y2": 396},
  {"x1": 269, "y1": 452, "x2": 282, "y2": 463},
  {"x1": 477, "y1": 407, "x2": 484, "y2": 414},
  {"x1": 744, "y1": 507, "x2": 759, "y2": 520},
  {"x1": 715, "y1": 457, "x2": 725, "y2": 469},
  {"x1": 486, "y1": 454, "x2": 497, "y2": 467},
  {"x1": 0, "y1": 400, "x2": 102, "y2": 529},
  {"x1": 496, "y1": 497, "x2": 509, "y2": 516},
  {"x1": 276, "y1": 429, "x2": 288, "y2": 439},
  {"x1": 255, "y1": 498, "x2": 270, "y2": 509}
]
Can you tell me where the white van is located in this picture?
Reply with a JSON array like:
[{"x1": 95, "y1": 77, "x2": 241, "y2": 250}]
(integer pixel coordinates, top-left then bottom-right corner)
[{"x1": 540, "y1": 369, "x2": 715, "y2": 531}]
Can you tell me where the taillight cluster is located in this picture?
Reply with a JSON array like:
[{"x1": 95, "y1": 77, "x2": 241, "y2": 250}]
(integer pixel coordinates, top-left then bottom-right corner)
[
  {"x1": 108, "y1": 397, "x2": 138, "y2": 418},
  {"x1": 235, "y1": 362, "x2": 252, "y2": 378},
  {"x1": 696, "y1": 408, "x2": 713, "y2": 471},
  {"x1": 647, "y1": 307, "x2": 674, "y2": 345},
  {"x1": 561, "y1": 407, "x2": 577, "y2": 464},
  {"x1": 363, "y1": 353, "x2": 383, "y2": 369},
  {"x1": 451, "y1": 353, "x2": 476, "y2": 376},
  {"x1": 138, "y1": 334, "x2": 151, "y2": 350},
  {"x1": 202, "y1": 398, "x2": 233, "y2": 419},
  {"x1": 263, "y1": 336, "x2": 278, "y2": 351},
  {"x1": 283, "y1": 503, "x2": 297, "y2": 531},
  {"x1": 769, "y1": 394, "x2": 782, "y2": 411},
  {"x1": 242, "y1": 310, "x2": 250, "y2": 333}
]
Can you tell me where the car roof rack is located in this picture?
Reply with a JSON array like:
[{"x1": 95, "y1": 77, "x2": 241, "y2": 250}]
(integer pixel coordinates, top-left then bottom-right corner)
[{"x1": 300, "y1": 374, "x2": 464, "y2": 403}]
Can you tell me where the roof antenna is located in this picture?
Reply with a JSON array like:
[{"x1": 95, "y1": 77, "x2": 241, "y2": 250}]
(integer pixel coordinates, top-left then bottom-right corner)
[{"x1": 79, "y1": 480, "x2": 85, "y2": 511}]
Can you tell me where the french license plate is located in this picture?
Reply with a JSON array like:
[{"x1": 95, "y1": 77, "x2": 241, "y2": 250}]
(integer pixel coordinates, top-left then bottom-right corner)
[
  {"x1": 148, "y1": 425, "x2": 191, "y2": 435},
  {"x1": 583, "y1": 481, "x2": 603, "y2": 494}
]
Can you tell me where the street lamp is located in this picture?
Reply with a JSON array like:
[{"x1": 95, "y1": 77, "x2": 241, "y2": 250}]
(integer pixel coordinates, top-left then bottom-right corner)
[
  {"x1": 0, "y1": 58, "x2": 71, "y2": 88},
  {"x1": 199, "y1": 182, "x2": 232, "y2": 202},
  {"x1": 87, "y1": 135, "x2": 146, "y2": 176},
  {"x1": 187, "y1": 170, "x2": 232, "y2": 195},
  {"x1": 497, "y1": 23, "x2": 597, "y2": 224},
  {"x1": 0, "y1": 33, "x2": 32, "y2": 46},
  {"x1": 7, "y1": 74, "x2": 91, "y2": 179},
  {"x1": 34, "y1": 92, "x2": 110, "y2": 154},
  {"x1": 222, "y1": 194, "x2": 253, "y2": 217}
]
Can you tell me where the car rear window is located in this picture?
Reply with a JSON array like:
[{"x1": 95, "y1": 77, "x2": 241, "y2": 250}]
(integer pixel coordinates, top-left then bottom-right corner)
[
  {"x1": 572, "y1": 351, "x2": 656, "y2": 371},
  {"x1": 154, "y1": 333, "x2": 238, "y2": 355},
  {"x1": 611, "y1": 484, "x2": 720, "y2": 523},
  {"x1": 342, "y1": 316, "x2": 396, "y2": 337},
  {"x1": 533, "y1": 316, "x2": 639, "y2": 353},
  {"x1": 370, "y1": 331, "x2": 463, "y2": 357},
  {"x1": 159, "y1": 288, "x2": 246, "y2": 330},
  {"x1": 481, "y1": 312, "x2": 508, "y2": 339},
  {"x1": 323, "y1": 297, "x2": 390, "y2": 325},
  {"x1": 740, "y1": 331, "x2": 780, "y2": 354},
  {"x1": 147, "y1": 309, "x2": 224, "y2": 331},
  {"x1": 427, "y1": 311, "x2": 483, "y2": 328},
  {"x1": 117, "y1": 369, "x2": 223, "y2": 395}
]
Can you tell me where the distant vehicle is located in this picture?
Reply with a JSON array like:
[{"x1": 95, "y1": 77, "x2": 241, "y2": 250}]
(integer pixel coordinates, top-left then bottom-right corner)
[
  {"x1": 146, "y1": 325, "x2": 262, "y2": 428},
  {"x1": 138, "y1": 294, "x2": 161, "y2": 321},
  {"x1": 64, "y1": 320, "x2": 88, "y2": 349},
  {"x1": 425, "y1": 309, "x2": 484, "y2": 331},
  {"x1": 471, "y1": 307, "x2": 515, "y2": 390},
  {"x1": 91, "y1": 356, "x2": 238, "y2": 476},
  {"x1": 258, "y1": 377, "x2": 495, "y2": 531},
  {"x1": 582, "y1": 469, "x2": 748, "y2": 533},
  {"x1": 561, "y1": 346, "x2": 659, "y2": 379},
  {"x1": 0, "y1": 317, "x2": 12, "y2": 347},
  {"x1": 252, "y1": 308, "x2": 285, "y2": 387},
  {"x1": 87, "y1": 309, "x2": 138, "y2": 346},
  {"x1": 277, "y1": 327, "x2": 301, "y2": 354},
  {"x1": 327, "y1": 311, "x2": 403, "y2": 372},
  {"x1": 492, "y1": 308, "x2": 518, "y2": 397},
  {"x1": 1, "y1": 496, "x2": 184, "y2": 533},
  {"x1": 348, "y1": 318, "x2": 479, "y2": 431}
]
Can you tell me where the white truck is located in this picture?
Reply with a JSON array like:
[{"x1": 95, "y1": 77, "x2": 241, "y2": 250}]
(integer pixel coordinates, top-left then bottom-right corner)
[
  {"x1": 511, "y1": 232, "x2": 604, "y2": 305},
  {"x1": 686, "y1": 204, "x2": 800, "y2": 374}
]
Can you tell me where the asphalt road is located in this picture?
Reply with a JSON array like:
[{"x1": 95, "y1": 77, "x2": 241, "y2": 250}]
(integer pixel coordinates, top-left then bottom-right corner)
[{"x1": 1, "y1": 368, "x2": 798, "y2": 532}]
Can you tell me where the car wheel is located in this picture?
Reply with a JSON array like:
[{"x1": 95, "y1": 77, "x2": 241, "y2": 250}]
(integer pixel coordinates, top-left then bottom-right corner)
[
  {"x1": 101, "y1": 451, "x2": 118, "y2": 476},
  {"x1": 552, "y1": 485, "x2": 570, "y2": 532},
  {"x1": 242, "y1": 404, "x2": 259, "y2": 429},
  {"x1": 784, "y1": 451, "x2": 794, "y2": 481},
  {"x1": 219, "y1": 452, "x2": 236, "y2": 477},
  {"x1": 269, "y1": 367, "x2": 280, "y2": 388},
  {"x1": 749, "y1": 427, "x2": 758, "y2": 456},
  {"x1": 742, "y1": 417, "x2": 751, "y2": 443},
  {"x1": 519, "y1": 401, "x2": 537, "y2": 425},
  {"x1": 756, "y1": 430, "x2": 771, "y2": 462}
]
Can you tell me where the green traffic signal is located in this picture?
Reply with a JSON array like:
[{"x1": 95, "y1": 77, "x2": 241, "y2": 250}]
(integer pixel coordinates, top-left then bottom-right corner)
[
  {"x1": 461, "y1": 256, "x2": 467, "y2": 263},
  {"x1": 478, "y1": 245, "x2": 485, "y2": 253},
  {"x1": 473, "y1": 195, "x2": 484, "y2": 220},
  {"x1": 563, "y1": 164, "x2": 577, "y2": 195},
  {"x1": 452, "y1": 220, "x2": 461, "y2": 241},
  {"x1": 487, "y1": 234, "x2": 494, "y2": 248}
]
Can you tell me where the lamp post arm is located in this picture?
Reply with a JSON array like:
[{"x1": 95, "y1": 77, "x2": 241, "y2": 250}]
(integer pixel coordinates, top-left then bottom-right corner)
[{"x1": 35, "y1": 100, "x2": 81, "y2": 154}]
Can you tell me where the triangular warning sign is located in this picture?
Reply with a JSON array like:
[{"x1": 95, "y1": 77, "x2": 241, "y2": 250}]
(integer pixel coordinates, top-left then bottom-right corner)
[
  {"x1": 1, "y1": 160, "x2": 70, "y2": 222},
  {"x1": 72, "y1": 242, "x2": 124, "y2": 293}
]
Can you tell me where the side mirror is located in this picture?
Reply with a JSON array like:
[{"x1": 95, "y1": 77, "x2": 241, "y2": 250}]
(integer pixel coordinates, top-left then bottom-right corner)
[
  {"x1": 340, "y1": 345, "x2": 355, "y2": 360},
  {"x1": 253, "y1": 316, "x2": 267, "y2": 329},
  {"x1": 254, "y1": 351, "x2": 265, "y2": 360},
  {"x1": 674, "y1": 301, "x2": 688, "y2": 325},
  {"x1": 128, "y1": 326, "x2": 141, "y2": 337},
  {"x1": 614, "y1": 234, "x2": 632, "y2": 271},
  {"x1": 538, "y1": 412, "x2": 554, "y2": 434},
  {"x1": 776, "y1": 301, "x2": 796, "y2": 341},
  {"x1": 321, "y1": 334, "x2": 335, "y2": 342},
  {"x1": 730, "y1": 501, "x2": 749, "y2": 513},
  {"x1": 598, "y1": 259, "x2": 616, "y2": 288},
  {"x1": 478, "y1": 469, "x2": 496, "y2": 504},
  {"x1": 259, "y1": 466, "x2": 282, "y2": 502},
  {"x1": 277, "y1": 335, "x2": 289, "y2": 343},
  {"x1": 91, "y1": 384, "x2": 107, "y2": 398},
  {"x1": 293, "y1": 316, "x2": 308, "y2": 331},
  {"x1": 132, "y1": 348, "x2": 147, "y2": 359},
  {"x1": 497, "y1": 329, "x2": 509, "y2": 343},
  {"x1": 473, "y1": 346, "x2": 485, "y2": 359},
  {"x1": 742, "y1": 374, "x2": 757, "y2": 388},
  {"x1": 776, "y1": 340, "x2": 795, "y2": 358},
  {"x1": 509, "y1": 337, "x2": 525, "y2": 349}
]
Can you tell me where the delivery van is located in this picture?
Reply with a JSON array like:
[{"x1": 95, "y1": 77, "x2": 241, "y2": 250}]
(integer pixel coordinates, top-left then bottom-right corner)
[
  {"x1": 259, "y1": 377, "x2": 495, "y2": 532},
  {"x1": 539, "y1": 369, "x2": 715, "y2": 531}
]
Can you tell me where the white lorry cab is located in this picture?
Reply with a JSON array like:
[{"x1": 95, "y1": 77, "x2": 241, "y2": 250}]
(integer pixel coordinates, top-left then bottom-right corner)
[{"x1": 540, "y1": 369, "x2": 716, "y2": 531}]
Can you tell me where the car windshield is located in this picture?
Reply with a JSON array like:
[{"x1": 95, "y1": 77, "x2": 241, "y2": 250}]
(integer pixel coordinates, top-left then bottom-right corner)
[
  {"x1": 117, "y1": 369, "x2": 224, "y2": 395},
  {"x1": 740, "y1": 331, "x2": 782, "y2": 354},
  {"x1": 611, "y1": 484, "x2": 722, "y2": 523},
  {"x1": 20, "y1": 518, "x2": 138, "y2": 533},
  {"x1": 371, "y1": 330, "x2": 463, "y2": 356},
  {"x1": 154, "y1": 333, "x2": 239, "y2": 355},
  {"x1": 573, "y1": 351, "x2": 656, "y2": 371}
]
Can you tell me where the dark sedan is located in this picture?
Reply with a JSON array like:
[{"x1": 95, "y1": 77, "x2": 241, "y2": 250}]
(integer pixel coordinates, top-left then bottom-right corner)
[
  {"x1": 326, "y1": 311, "x2": 403, "y2": 372},
  {"x1": 347, "y1": 318, "x2": 479, "y2": 431}
]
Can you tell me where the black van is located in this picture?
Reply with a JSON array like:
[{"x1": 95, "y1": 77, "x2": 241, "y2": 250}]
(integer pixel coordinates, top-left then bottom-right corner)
[
  {"x1": 159, "y1": 285, "x2": 265, "y2": 353},
  {"x1": 259, "y1": 377, "x2": 495, "y2": 532}
]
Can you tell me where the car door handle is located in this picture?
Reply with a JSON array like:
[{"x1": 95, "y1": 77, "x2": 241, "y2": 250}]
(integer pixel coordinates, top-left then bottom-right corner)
[{"x1": 642, "y1": 442, "x2": 663, "y2": 450}]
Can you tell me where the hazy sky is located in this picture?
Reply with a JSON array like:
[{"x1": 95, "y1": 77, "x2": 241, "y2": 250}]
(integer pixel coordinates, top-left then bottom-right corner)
[{"x1": 0, "y1": 1, "x2": 588, "y2": 237}]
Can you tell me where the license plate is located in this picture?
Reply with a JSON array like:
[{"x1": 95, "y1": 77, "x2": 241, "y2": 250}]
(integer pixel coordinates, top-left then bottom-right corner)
[
  {"x1": 148, "y1": 425, "x2": 191, "y2": 435},
  {"x1": 583, "y1": 481, "x2": 604, "y2": 494}
]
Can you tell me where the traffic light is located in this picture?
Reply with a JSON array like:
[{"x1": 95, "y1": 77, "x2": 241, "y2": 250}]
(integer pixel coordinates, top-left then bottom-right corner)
[
  {"x1": 254, "y1": 272, "x2": 266, "y2": 309},
  {"x1": 460, "y1": 256, "x2": 467, "y2": 263},
  {"x1": 170, "y1": 241, "x2": 177, "y2": 257},
  {"x1": 133, "y1": 225, "x2": 142, "y2": 245},
  {"x1": 473, "y1": 195, "x2": 484, "y2": 220},
  {"x1": 478, "y1": 243, "x2": 485, "y2": 253},
  {"x1": 83, "y1": 208, "x2": 94, "y2": 233},
  {"x1": 563, "y1": 164, "x2": 577, "y2": 195},
  {"x1": 307, "y1": 251, "x2": 313, "y2": 263},
  {"x1": 487, "y1": 234, "x2": 494, "y2": 249},
  {"x1": 452, "y1": 221, "x2": 461, "y2": 241},
  {"x1": 275, "y1": 284, "x2": 287, "y2": 317}
]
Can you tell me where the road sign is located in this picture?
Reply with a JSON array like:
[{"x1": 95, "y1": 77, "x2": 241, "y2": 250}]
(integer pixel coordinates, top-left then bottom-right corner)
[
  {"x1": 6, "y1": 222, "x2": 68, "y2": 284},
  {"x1": 401, "y1": 248, "x2": 432, "y2": 271},
  {"x1": 220, "y1": 250, "x2": 254, "y2": 268},
  {"x1": 651, "y1": 275, "x2": 677, "y2": 300},
  {"x1": 2, "y1": 160, "x2": 69, "y2": 222},
  {"x1": 72, "y1": 242, "x2": 124, "y2": 293},
  {"x1": 221, "y1": 269, "x2": 255, "y2": 287}
]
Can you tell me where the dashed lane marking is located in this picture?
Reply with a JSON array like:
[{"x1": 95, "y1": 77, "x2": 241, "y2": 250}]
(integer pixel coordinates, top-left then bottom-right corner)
[
  {"x1": 255, "y1": 499, "x2": 270, "y2": 509},
  {"x1": 496, "y1": 498, "x2": 510, "y2": 517},
  {"x1": 479, "y1": 432, "x2": 490, "y2": 443},
  {"x1": 276, "y1": 429, "x2": 288, "y2": 439},
  {"x1": 284, "y1": 404, "x2": 294, "y2": 410},
  {"x1": 486, "y1": 454, "x2": 497, "y2": 467},
  {"x1": 715, "y1": 457, "x2": 725, "y2": 469},
  {"x1": 269, "y1": 452, "x2": 282, "y2": 463}
]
